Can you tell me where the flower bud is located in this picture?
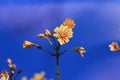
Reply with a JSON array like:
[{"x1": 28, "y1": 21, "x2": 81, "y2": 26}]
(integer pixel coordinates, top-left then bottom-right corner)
[
  {"x1": 17, "y1": 69, "x2": 23, "y2": 74},
  {"x1": 10, "y1": 64, "x2": 16, "y2": 74},
  {"x1": 76, "y1": 47, "x2": 86, "y2": 57},
  {"x1": 109, "y1": 42, "x2": 120, "y2": 51},
  {"x1": 8, "y1": 64, "x2": 13, "y2": 68},
  {"x1": 37, "y1": 34, "x2": 45, "y2": 38},
  {"x1": 45, "y1": 29, "x2": 53, "y2": 37},
  {"x1": 35, "y1": 44, "x2": 42, "y2": 49},
  {"x1": 7, "y1": 58, "x2": 12, "y2": 64},
  {"x1": 23, "y1": 41, "x2": 35, "y2": 48}
]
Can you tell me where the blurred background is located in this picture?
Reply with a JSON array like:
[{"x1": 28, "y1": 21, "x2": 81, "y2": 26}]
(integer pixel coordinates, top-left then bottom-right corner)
[{"x1": 0, "y1": 0, "x2": 120, "y2": 80}]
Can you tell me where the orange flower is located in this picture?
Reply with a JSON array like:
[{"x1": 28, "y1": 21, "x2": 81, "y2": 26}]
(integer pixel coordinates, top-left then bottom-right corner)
[
  {"x1": 45, "y1": 29, "x2": 53, "y2": 37},
  {"x1": 23, "y1": 41, "x2": 35, "y2": 48},
  {"x1": 63, "y1": 18, "x2": 75, "y2": 29},
  {"x1": 109, "y1": 42, "x2": 120, "y2": 51},
  {"x1": 54, "y1": 25, "x2": 73, "y2": 45},
  {"x1": 76, "y1": 47, "x2": 86, "y2": 57}
]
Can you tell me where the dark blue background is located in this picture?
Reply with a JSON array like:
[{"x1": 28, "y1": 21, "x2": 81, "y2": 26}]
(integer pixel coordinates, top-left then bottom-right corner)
[{"x1": 0, "y1": 0, "x2": 120, "y2": 80}]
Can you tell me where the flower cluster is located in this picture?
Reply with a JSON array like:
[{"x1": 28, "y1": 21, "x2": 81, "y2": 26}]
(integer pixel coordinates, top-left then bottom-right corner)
[
  {"x1": 0, "y1": 58, "x2": 23, "y2": 80},
  {"x1": 23, "y1": 18, "x2": 86, "y2": 57},
  {"x1": 23, "y1": 18, "x2": 86, "y2": 80}
]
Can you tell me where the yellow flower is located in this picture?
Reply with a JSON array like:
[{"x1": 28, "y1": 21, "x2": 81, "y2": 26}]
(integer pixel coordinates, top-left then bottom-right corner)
[
  {"x1": 76, "y1": 47, "x2": 86, "y2": 57},
  {"x1": 45, "y1": 29, "x2": 53, "y2": 37},
  {"x1": 54, "y1": 25, "x2": 73, "y2": 45},
  {"x1": 63, "y1": 18, "x2": 75, "y2": 29},
  {"x1": 23, "y1": 41, "x2": 35, "y2": 48},
  {"x1": 109, "y1": 42, "x2": 120, "y2": 51}
]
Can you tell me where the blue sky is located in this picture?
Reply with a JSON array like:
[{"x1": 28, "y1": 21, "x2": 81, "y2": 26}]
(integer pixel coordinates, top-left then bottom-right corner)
[
  {"x1": 0, "y1": 0, "x2": 120, "y2": 80},
  {"x1": 0, "y1": 0, "x2": 118, "y2": 4}
]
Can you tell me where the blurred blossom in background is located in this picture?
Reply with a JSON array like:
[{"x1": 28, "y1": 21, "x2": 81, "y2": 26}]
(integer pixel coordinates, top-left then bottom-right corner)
[{"x1": 0, "y1": 0, "x2": 120, "y2": 80}]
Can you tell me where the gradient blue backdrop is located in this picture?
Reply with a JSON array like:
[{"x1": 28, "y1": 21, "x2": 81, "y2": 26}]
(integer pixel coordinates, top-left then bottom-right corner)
[{"x1": 0, "y1": 0, "x2": 120, "y2": 80}]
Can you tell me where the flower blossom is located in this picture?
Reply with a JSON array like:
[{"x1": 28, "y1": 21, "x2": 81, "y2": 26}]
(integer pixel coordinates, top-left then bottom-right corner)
[
  {"x1": 53, "y1": 25, "x2": 73, "y2": 45},
  {"x1": 63, "y1": 18, "x2": 75, "y2": 29}
]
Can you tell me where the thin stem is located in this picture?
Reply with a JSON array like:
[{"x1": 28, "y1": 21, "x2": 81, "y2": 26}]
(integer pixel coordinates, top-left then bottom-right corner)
[
  {"x1": 14, "y1": 74, "x2": 18, "y2": 80},
  {"x1": 46, "y1": 37, "x2": 56, "y2": 50},
  {"x1": 60, "y1": 50, "x2": 70, "y2": 55},
  {"x1": 52, "y1": 37, "x2": 58, "y2": 48},
  {"x1": 42, "y1": 48, "x2": 56, "y2": 56},
  {"x1": 9, "y1": 73, "x2": 14, "y2": 80},
  {"x1": 8, "y1": 66, "x2": 14, "y2": 80},
  {"x1": 36, "y1": 45, "x2": 55, "y2": 56},
  {"x1": 57, "y1": 42, "x2": 60, "y2": 50},
  {"x1": 56, "y1": 53, "x2": 60, "y2": 80},
  {"x1": 14, "y1": 69, "x2": 23, "y2": 80},
  {"x1": 35, "y1": 44, "x2": 55, "y2": 56},
  {"x1": 60, "y1": 48, "x2": 74, "y2": 56}
]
